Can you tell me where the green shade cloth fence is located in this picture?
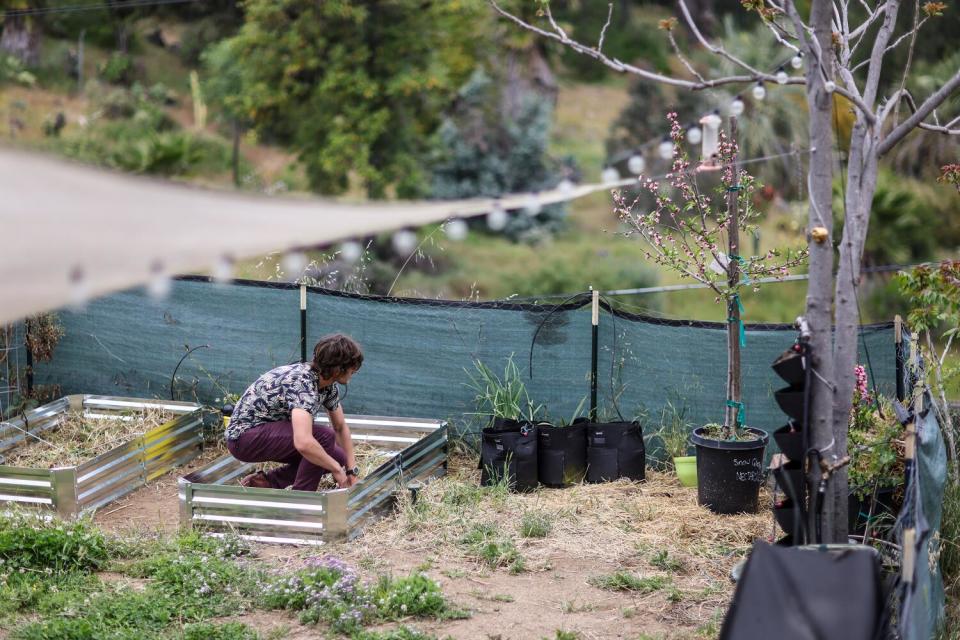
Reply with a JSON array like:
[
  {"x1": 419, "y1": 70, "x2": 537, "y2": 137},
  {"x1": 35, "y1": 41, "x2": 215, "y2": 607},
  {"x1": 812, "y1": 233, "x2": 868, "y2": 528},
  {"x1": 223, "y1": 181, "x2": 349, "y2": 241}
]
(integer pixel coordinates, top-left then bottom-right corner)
[{"x1": 29, "y1": 277, "x2": 897, "y2": 445}]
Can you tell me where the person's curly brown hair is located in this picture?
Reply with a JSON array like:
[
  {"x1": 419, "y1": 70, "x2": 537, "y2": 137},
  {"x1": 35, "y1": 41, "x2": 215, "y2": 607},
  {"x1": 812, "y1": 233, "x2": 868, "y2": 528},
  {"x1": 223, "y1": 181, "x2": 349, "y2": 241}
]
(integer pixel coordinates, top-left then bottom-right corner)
[{"x1": 311, "y1": 334, "x2": 363, "y2": 380}]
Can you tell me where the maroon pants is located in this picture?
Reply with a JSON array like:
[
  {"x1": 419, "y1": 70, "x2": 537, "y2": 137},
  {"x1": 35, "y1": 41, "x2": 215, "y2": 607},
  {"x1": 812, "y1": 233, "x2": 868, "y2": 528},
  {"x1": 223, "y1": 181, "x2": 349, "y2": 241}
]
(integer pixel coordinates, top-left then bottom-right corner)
[{"x1": 227, "y1": 421, "x2": 347, "y2": 492}]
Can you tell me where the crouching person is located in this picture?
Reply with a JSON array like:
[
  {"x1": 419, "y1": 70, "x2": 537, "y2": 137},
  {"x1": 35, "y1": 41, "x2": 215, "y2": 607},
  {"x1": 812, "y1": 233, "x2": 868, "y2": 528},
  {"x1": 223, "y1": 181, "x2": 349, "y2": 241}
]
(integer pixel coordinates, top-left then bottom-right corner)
[{"x1": 226, "y1": 333, "x2": 363, "y2": 491}]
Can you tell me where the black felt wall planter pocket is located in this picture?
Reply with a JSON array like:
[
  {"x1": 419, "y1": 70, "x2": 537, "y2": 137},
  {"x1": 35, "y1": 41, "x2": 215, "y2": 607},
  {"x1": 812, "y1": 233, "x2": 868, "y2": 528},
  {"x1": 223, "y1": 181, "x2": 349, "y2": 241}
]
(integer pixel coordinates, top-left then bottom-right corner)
[{"x1": 585, "y1": 421, "x2": 645, "y2": 483}]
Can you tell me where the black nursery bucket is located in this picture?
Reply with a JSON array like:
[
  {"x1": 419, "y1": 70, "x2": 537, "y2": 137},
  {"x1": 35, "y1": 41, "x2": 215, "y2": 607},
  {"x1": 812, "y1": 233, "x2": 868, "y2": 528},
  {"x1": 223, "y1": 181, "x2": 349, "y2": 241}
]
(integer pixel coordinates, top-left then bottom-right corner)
[
  {"x1": 480, "y1": 421, "x2": 539, "y2": 492},
  {"x1": 538, "y1": 420, "x2": 587, "y2": 488},
  {"x1": 586, "y1": 421, "x2": 645, "y2": 483},
  {"x1": 690, "y1": 427, "x2": 768, "y2": 514}
]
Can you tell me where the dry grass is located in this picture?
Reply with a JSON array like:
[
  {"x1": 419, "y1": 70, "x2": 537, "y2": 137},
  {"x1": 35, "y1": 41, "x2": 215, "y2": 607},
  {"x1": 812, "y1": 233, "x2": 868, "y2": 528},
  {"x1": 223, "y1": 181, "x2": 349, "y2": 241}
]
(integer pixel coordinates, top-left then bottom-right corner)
[
  {"x1": 312, "y1": 443, "x2": 406, "y2": 491},
  {"x1": 4, "y1": 409, "x2": 174, "y2": 468},
  {"x1": 354, "y1": 453, "x2": 771, "y2": 580}
]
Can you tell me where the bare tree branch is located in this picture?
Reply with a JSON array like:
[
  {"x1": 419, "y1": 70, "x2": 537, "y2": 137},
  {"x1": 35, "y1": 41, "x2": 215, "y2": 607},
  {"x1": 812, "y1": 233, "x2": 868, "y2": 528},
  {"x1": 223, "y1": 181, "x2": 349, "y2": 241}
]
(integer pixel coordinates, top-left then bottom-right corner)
[
  {"x1": 862, "y1": 0, "x2": 902, "y2": 107},
  {"x1": 666, "y1": 28, "x2": 707, "y2": 82},
  {"x1": 892, "y1": 0, "x2": 921, "y2": 127},
  {"x1": 848, "y1": 2, "x2": 882, "y2": 39},
  {"x1": 762, "y1": 17, "x2": 802, "y2": 53},
  {"x1": 851, "y1": 15, "x2": 930, "y2": 73},
  {"x1": 878, "y1": 68, "x2": 960, "y2": 154},
  {"x1": 597, "y1": 3, "x2": 613, "y2": 54},
  {"x1": 677, "y1": 0, "x2": 773, "y2": 77},
  {"x1": 489, "y1": 1, "x2": 803, "y2": 91}
]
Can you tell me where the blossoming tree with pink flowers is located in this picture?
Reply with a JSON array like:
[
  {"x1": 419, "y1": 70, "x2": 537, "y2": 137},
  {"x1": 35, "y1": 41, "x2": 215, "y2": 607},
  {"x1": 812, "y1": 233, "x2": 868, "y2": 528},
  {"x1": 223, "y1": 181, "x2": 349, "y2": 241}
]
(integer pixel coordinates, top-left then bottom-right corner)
[{"x1": 614, "y1": 113, "x2": 807, "y2": 434}]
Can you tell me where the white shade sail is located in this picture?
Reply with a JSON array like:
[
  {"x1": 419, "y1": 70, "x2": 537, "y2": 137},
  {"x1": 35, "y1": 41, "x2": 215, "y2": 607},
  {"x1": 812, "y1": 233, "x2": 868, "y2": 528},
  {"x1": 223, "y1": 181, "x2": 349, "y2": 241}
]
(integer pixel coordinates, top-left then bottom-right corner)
[{"x1": 0, "y1": 148, "x2": 633, "y2": 324}]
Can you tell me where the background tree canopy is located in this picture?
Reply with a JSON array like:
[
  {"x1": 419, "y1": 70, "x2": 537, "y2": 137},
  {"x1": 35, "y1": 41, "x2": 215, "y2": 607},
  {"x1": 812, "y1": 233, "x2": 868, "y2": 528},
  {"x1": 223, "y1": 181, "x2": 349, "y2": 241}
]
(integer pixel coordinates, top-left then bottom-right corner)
[{"x1": 209, "y1": 0, "x2": 483, "y2": 198}]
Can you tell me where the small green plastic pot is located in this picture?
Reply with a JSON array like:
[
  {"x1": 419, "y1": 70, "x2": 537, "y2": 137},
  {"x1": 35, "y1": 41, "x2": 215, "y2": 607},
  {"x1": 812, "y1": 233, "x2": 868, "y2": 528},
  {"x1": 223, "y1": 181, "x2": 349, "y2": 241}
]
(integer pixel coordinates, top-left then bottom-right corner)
[{"x1": 673, "y1": 455, "x2": 698, "y2": 487}]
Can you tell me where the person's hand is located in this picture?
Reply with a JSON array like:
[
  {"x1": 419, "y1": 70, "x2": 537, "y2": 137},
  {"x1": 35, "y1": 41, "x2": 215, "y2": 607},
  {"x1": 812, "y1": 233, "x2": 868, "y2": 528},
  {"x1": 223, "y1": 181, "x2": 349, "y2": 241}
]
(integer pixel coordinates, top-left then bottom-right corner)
[
  {"x1": 332, "y1": 468, "x2": 350, "y2": 489},
  {"x1": 346, "y1": 473, "x2": 360, "y2": 487}
]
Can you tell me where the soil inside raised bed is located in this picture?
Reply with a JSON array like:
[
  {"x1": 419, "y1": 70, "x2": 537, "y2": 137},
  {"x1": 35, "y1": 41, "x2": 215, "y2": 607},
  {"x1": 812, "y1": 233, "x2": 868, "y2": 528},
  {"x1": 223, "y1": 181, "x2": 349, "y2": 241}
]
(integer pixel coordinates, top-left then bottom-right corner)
[{"x1": 3, "y1": 409, "x2": 176, "y2": 468}]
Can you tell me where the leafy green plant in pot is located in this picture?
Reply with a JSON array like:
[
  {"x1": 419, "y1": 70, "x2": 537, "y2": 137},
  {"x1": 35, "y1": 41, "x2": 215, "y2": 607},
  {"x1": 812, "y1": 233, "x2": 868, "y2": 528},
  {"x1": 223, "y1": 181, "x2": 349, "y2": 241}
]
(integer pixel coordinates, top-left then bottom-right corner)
[
  {"x1": 465, "y1": 355, "x2": 542, "y2": 491},
  {"x1": 614, "y1": 114, "x2": 806, "y2": 514},
  {"x1": 847, "y1": 366, "x2": 904, "y2": 534},
  {"x1": 658, "y1": 400, "x2": 697, "y2": 488}
]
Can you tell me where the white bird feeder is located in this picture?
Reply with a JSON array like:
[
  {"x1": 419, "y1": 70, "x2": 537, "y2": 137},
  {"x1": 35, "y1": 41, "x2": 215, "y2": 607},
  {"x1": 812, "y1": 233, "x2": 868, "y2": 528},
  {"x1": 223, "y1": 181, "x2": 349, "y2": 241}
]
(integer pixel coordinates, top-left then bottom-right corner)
[{"x1": 699, "y1": 113, "x2": 723, "y2": 162}]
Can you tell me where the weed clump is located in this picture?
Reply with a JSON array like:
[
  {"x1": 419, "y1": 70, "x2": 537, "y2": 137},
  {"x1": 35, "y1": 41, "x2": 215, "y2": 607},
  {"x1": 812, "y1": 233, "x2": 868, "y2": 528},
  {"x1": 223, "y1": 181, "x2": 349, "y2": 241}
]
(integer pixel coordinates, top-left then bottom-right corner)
[
  {"x1": 0, "y1": 512, "x2": 109, "y2": 574},
  {"x1": 589, "y1": 571, "x2": 670, "y2": 593}
]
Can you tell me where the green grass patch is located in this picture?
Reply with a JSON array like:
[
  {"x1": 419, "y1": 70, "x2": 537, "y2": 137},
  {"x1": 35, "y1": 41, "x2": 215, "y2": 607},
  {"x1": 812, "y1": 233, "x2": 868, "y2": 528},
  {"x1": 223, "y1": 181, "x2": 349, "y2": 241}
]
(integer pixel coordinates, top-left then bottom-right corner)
[
  {"x1": 176, "y1": 622, "x2": 262, "y2": 640},
  {"x1": 649, "y1": 549, "x2": 684, "y2": 573},
  {"x1": 0, "y1": 512, "x2": 109, "y2": 574},
  {"x1": 519, "y1": 511, "x2": 552, "y2": 538},
  {"x1": 459, "y1": 523, "x2": 525, "y2": 572},
  {"x1": 589, "y1": 572, "x2": 670, "y2": 593}
]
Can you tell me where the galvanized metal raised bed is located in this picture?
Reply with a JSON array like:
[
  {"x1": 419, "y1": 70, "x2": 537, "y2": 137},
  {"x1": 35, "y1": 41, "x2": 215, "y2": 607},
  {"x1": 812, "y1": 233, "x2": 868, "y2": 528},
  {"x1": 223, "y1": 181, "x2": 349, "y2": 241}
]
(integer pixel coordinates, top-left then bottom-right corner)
[
  {"x1": 0, "y1": 395, "x2": 214, "y2": 517},
  {"x1": 178, "y1": 415, "x2": 448, "y2": 545}
]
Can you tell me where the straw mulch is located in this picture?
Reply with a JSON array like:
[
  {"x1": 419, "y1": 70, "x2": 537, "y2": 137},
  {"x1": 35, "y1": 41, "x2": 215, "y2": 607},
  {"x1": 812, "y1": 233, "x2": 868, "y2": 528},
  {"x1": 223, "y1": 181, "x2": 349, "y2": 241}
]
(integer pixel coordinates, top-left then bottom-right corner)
[
  {"x1": 353, "y1": 453, "x2": 773, "y2": 585},
  {"x1": 4, "y1": 409, "x2": 175, "y2": 468}
]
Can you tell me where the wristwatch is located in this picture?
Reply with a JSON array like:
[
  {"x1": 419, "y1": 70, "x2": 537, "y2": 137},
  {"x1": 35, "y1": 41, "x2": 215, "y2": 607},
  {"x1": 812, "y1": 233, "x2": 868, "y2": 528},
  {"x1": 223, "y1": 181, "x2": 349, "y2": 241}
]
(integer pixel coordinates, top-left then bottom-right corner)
[{"x1": 345, "y1": 465, "x2": 360, "y2": 477}]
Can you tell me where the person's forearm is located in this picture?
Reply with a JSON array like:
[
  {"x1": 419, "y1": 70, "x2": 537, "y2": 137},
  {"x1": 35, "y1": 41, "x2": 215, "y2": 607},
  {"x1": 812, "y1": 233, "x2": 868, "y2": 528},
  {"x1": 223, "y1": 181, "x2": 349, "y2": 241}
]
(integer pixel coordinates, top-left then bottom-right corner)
[
  {"x1": 335, "y1": 426, "x2": 356, "y2": 467},
  {"x1": 297, "y1": 438, "x2": 343, "y2": 473}
]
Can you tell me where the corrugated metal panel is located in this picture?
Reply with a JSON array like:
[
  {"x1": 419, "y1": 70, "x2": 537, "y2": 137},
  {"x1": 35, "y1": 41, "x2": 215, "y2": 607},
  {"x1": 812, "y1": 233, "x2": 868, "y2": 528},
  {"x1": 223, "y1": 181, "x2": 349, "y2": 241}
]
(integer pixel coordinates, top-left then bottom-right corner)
[
  {"x1": 180, "y1": 417, "x2": 447, "y2": 545},
  {"x1": 0, "y1": 395, "x2": 207, "y2": 517}
]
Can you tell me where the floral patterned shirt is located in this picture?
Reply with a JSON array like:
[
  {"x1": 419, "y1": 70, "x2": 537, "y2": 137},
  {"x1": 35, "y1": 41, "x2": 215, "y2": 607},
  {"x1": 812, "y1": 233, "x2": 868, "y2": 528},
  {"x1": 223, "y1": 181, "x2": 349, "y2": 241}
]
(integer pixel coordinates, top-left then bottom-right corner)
[{"x1": 226, "y1": 363, "x2": 340, "y2": 440}]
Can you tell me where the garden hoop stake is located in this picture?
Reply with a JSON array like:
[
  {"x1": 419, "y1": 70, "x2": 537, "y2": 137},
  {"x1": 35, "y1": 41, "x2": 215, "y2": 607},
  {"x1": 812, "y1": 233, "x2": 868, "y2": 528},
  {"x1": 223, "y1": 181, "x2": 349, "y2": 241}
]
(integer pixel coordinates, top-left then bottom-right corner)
[{"x1": 169, "y1": 344, "x2": 211, "y2": 401}]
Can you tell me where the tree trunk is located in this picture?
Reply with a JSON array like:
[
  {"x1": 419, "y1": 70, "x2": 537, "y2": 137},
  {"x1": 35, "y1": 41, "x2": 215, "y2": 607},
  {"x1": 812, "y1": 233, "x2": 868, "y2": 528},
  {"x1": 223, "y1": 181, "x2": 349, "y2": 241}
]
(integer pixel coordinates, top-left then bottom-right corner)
[
  {"x1": 725, "y1": 118, "x2": 743, "y2": 430},
  {"x1": 804, "y1": 0, "x2": 837, "y2": 542},
  {"x1": 0, "y1": 15, "x2": 41, "y2": 66},
  {"x1": 830, "y1": 127, "x2": 881, "y2": 541}
]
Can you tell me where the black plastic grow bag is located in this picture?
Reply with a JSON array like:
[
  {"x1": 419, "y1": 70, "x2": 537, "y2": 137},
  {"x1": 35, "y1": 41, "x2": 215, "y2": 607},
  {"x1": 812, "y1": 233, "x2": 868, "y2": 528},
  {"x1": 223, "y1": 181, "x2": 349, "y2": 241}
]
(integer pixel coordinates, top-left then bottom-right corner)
[
  {"x1": 585, "y1": 421, "x2": 645, "y2": 483},
  {"x1": 537, "y1": 419, "x2": 587, "y2": 488},
  {"x1": 480, "y1": 421, "x2": 538, "y2": 492}
]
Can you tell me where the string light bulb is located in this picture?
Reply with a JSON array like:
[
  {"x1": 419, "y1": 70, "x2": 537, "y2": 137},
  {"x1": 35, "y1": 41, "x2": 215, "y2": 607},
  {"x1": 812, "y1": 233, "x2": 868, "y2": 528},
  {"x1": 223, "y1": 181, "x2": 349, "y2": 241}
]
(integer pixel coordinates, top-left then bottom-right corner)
[
  {"x1": 391, "y1": 229, "x2": 418, "y2": 255},
  {"x1": 212, "y1": 255, "x2": 234, "y2": 284},
  {"x1": 775, "y1": 67, "x2": 789, "y2": 85},
  {"x1": 68, "y1": 265, "x2": 89, "y2": 310},
  {"x1": 686, "y1": 126, "x2": 702, "y2": 145},
  {"x1": 824, "y1": 80, "x2": 836, "y2": 93},
  {"x1": 281, "y1": 250, "x2": 307, "y2": 278},
  {"x1": 601, "y1": 165, "x2": 620, "y2": 184},
  {"x1": 790, "y1": 52, "x2": 804, "y2": 69},
  {"x1": 444, "y1": 218, "x2": 469, "y2": 242},
  {"x1": 657, "y1": 138, "x2": 674, "y2": 160},
  {"x1": 523, "y1": 194, "x2": 541, "y2": 216},
  {"x1": 752, "y1": 82, "x2": 767, "y2": 101},
  {"x1": 627, "y1": 153, "x2": 645, "y2": 175},
  {"x1": 557, "y1": 178, "x2": 575, "y2": 198},
  {"x1": 487, "y1": 201, "x2": 509, "y2": 229},
  {"x1": 729, "y1": 96, "x2": 745, "y2": 117},
  {"x1": 148, "y1": 260, "x2": 172, "y2": 300},
  {"x1": 339, "y1": 241, "x2": 363, "y2": 264}
]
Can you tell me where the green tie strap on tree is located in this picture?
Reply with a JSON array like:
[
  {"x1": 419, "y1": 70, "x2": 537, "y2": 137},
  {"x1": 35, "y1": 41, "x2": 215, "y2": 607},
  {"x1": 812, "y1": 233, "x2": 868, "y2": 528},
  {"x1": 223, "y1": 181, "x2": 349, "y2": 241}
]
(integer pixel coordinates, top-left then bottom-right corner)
[
  {"x1": 728, "y1": 294, "x2": 747, "y2": 348},
  {"x1": 726, "y1": 400, "x2": 746, "y2": 427},
  {"x1": 730, "y1": 254, "x2": 751, "y2": 285}
]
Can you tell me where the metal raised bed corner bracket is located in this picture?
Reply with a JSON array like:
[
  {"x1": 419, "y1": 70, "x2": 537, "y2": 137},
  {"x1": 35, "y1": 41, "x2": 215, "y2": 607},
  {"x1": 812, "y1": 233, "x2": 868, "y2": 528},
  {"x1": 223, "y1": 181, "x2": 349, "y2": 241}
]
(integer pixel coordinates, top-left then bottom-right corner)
[
  {"x1": 0, "y1": 395, "x2": 214, "y2": 518},
  {"x1": 178, "y1": 415, "x2": 448, "y2": 545}
]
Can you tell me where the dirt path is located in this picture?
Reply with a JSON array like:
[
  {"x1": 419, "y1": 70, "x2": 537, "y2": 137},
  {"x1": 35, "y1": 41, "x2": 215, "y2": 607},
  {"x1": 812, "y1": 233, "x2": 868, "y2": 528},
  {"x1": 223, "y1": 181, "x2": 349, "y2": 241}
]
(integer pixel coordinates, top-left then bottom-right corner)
[{"x1": 92, "y1": 454, "x2": 765, "y2": 639}]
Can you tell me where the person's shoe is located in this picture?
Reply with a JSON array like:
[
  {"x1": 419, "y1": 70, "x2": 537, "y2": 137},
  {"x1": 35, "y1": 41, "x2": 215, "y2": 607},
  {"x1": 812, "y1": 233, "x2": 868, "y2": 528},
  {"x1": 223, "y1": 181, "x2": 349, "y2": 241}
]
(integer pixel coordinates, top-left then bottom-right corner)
[{"x1": 240, "y1": 471, "x2": 272, "y2": 489}]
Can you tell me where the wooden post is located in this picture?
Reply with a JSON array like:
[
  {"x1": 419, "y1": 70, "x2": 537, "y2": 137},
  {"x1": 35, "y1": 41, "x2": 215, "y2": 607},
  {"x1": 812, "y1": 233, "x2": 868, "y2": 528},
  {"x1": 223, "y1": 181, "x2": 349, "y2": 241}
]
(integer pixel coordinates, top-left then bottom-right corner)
[
  {"x1": 590, "y1": 287, "x2": 599, "y2": 421},
  {"x1": 300, "y1": 285, "x2": 307, "y2": 363},
  {"x1": 895, "y1": 315, "x2": 905, "y2": 402},
  {"x1": 724, "y1": 117, "x2": 742, "y2": 429}
]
